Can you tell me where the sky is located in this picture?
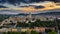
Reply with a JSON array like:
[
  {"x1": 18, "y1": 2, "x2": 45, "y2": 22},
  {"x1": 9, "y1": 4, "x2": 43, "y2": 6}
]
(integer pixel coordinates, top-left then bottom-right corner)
[
  {"x1": 0, "y1": 0, "x2": 60, "y2": 14},
  {"x1": 0, "y1": 0, "x2": 60, "y2": 3}
]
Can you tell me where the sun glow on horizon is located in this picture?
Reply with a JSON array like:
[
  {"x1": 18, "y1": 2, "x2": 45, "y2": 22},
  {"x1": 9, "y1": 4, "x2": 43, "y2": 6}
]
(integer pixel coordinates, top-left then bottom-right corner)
[{"x1": 0, "y1": 2, "x2": 60, "y2": 12}]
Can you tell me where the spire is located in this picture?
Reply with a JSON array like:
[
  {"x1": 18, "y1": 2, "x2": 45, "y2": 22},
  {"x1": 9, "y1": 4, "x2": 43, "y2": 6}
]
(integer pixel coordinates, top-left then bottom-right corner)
[{"x1": 29, "y1": 12, "x2": 32, "y2": 18}]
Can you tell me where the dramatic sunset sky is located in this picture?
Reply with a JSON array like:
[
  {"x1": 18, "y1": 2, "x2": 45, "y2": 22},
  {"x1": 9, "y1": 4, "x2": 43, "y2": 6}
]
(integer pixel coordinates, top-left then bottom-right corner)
[{"x1": 0, "y1": 0, "x2": 60, "y2": 14}]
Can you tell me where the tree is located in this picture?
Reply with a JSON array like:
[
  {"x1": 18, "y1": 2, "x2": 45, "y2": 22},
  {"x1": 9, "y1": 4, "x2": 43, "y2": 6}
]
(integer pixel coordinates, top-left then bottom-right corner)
[
  {"x1": 48, "y1": 31, "x2": 57, "y2": 34},
  {"x1": 21, "y1": 32, "x2": 27, "y2": 34},
  {"x1": 3, "y1": 32, "x2": 20, "y2": 34},
  {"x1": 31, "y1": 30, "x2": 39, "y2": 34}
]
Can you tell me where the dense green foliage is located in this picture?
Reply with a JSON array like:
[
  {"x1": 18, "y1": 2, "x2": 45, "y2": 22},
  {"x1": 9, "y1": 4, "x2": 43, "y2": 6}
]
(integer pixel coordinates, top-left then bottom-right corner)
[
  {"x1": 3, "y1": 32, "x2": 20, "y2": 34},
  {"x1": 2, "y1": 31, "x2": 39, "y2": 34},
  {"x1": 56, "y1": 19, "x2": 60, "y2": 29},
  {"x1": 21, "y1": 32, "x2": 27, "y2": 34},
  {"x1": 31, "y1": 30, "x2": 39, "y2": 34},
  {"x1": 48, "y1": 31, "x2": 57, "y2": 34},
  {"x1": 16, "y1": 19, "x2": 60, "y2": 30},
  {"x1": 2, "y1": 31, "x2": 57, "y2": 34},
  {"x1": 17, "y1": 19, "x2": 56, "y2": 27},
  {"x1": 0, "y1": 15, "x2": 10, "y2": 22}
]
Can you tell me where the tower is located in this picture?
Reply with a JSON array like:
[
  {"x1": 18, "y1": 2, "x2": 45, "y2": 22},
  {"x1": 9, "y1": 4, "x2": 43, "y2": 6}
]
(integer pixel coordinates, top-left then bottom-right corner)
[
  {"x1": 29, "y1": 12, "x2": 32, "y2": 18},
  {"x1": 28, "y1": 12, "x2": 32, "y2": 22}
]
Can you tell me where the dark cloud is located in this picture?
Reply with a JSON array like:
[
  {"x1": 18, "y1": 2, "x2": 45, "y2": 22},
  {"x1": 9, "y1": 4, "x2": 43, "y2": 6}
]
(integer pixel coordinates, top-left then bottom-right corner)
[
  {"x1": 0, "y1": 0, "x2": 60, "y2": 4},
  {"x1": 50, "y1": 0, "x2": 60, "y2": 2}
]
